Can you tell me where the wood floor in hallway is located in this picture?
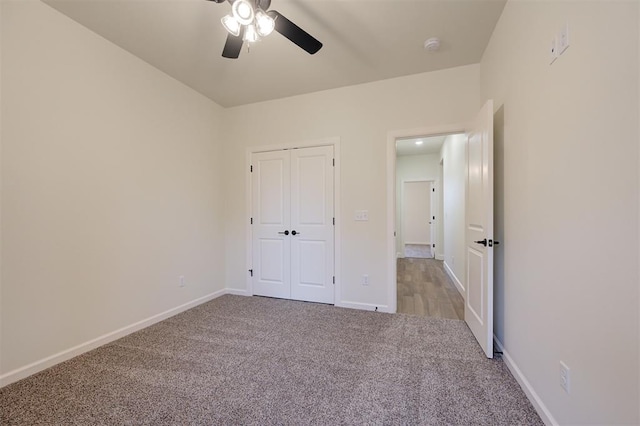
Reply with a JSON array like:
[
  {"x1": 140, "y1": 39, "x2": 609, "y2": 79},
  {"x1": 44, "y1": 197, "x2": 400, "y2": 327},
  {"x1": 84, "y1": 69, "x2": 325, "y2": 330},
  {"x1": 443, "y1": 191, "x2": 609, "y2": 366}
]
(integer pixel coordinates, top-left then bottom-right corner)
[{"x1": 397, "y1": 258, "x2": 464, "y2": 320}]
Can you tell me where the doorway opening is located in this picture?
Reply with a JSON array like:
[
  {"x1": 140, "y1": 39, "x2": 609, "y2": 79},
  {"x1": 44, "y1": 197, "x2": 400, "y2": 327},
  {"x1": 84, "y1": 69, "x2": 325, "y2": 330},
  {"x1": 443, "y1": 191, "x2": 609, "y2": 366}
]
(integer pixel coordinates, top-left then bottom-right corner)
[
  {"x1": 394, "y1": 134, "x2": 465, "y2": 319},
  {"x1": 386, "y1": 100, "x2": 496, "y2": 358}
]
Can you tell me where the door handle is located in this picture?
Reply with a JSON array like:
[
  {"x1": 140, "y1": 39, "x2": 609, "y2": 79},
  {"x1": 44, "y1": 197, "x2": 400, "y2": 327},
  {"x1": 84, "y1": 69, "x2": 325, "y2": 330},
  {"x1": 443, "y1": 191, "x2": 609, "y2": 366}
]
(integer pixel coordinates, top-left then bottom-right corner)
[
  {"x1": 291, "y1": 230, "x2": 300, "y2": 236},
  {"x1": 474, "y1": 239, "x2": 488, "y2": 247},
  {"x1": 278, "y1": 230, "x2": 290, "y2": 236}
]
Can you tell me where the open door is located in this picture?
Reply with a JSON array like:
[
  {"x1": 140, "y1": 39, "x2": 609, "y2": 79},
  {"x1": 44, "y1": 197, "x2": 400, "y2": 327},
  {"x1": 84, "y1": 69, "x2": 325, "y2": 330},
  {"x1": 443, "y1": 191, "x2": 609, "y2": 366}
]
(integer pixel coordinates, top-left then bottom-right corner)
[{"x1": 465, "y1": 100, "x2": 494, "y2": 358}]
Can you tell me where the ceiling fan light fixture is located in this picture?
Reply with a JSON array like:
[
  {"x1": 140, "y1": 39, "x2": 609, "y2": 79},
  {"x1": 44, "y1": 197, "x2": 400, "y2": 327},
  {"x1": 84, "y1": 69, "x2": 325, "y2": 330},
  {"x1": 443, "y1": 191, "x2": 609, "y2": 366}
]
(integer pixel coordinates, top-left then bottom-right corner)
[
  {"x1": 255, "y1": 10, "x2": 275, "y2": 37},
  {"x1": 232, "y1": 0, "x2": 255, "y2": 26},
  {"x1": 243, "y1": 24, "x2": 261, "y2": 43},
  {"x1": 221, "y1": 14, "x2": 241, "y2": 36}
]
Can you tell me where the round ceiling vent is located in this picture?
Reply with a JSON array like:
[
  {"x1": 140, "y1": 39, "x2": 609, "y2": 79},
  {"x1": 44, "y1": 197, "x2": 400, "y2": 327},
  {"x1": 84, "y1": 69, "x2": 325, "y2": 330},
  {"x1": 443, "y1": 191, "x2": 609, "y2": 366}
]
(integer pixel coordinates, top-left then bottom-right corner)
[{"x1": 424, "y1": 37, "x2": 441, "y2": 52}]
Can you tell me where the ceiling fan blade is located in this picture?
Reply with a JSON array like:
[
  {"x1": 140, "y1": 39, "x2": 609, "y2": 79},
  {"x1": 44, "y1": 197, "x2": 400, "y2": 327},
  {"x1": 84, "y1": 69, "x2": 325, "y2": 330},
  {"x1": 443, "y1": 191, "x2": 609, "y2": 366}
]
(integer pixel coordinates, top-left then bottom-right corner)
[
  {"x1": 222, "y1": 30, "x2": 244, "y2": 58},
  {"x1": 267, "y1": 10, "x2": 322, "y2": 55},
  {"x1": 257, "y1": 0, "x2": 271, "y2": 10}
]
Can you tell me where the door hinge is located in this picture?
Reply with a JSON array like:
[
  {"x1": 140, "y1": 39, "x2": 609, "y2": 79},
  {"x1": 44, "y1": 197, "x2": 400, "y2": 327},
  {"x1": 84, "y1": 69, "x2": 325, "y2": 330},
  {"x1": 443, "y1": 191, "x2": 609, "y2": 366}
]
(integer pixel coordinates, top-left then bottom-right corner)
[
  {"x1": 432, "y1": 188, "x2": 435, "y2": 192},
  {"x1": 433, "y1": 216, "x2": 435, "y2": 220},
  {"x1": 250, "y1": 165, "x2": 253, "y2": 173},
  {"x1": 250, "y1": 218, "x2": 253, "y2": 225},
  {"x1": 333, "y1": 276, "x2": 335, "y2": 284},
  {"x1": 249, "y1": 269, "x2": 253, "y2": 277},
  {"x1": 333, "y1": 217, "x2": 335, "y2": 225},
  {"x1": 332, "y1": 158, "x2": 335, "y2": 167},
  {"x1": 432, "y1": 244, "x2": 435, "y2": 248}
]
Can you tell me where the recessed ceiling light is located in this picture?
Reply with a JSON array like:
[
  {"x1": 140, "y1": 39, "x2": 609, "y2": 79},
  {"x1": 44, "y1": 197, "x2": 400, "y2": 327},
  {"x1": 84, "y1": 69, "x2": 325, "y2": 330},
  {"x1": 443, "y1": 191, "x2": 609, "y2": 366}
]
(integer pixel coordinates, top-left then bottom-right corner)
[{"x1": 415, "y1": 140, "x2": 424, "y2": 146}]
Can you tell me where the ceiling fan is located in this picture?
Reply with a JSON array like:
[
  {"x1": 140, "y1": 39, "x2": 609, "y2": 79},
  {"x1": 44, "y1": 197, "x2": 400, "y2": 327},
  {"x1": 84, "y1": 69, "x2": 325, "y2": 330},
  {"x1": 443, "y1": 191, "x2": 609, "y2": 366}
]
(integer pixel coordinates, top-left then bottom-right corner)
[{"x1": 207, "y1": 0, "x2": 323, "y2": 59}]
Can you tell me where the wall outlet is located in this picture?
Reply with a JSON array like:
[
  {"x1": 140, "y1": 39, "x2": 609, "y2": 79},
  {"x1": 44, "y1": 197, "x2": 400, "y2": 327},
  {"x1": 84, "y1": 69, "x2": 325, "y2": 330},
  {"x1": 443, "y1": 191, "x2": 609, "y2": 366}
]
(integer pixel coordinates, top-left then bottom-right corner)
[
  {"x1": 560, "y1": 361, "x2": 570, "y2": 394},
  {"x1": 362, "y1": 274, "x2": 369, "y2": 286},
  {"x1": 179, "y1": 275, "x2": 186, "y2": 287}
]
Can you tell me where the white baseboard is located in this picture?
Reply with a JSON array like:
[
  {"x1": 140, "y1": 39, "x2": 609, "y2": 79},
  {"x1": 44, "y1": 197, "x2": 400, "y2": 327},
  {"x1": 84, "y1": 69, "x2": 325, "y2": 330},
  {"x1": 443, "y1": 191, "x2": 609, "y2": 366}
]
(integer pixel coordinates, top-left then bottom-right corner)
[
  {"x1": 404, "y1": 241, "x2": 429, "y2": 245},
  {"x1": 443, "y1": 261, "x2": 464, "y2": 297},
  {"x1": 0, "y1": 289, "x2": 227, "y2": 388},
  {"x1": 435, "y1": 253, "x2": 444, "y2": 261},
  {"x1": 336, "y1": 300, "x2": 390, "y2": 313},
  {"x1": 493, "y1": 337, "x2": 558, "y2": 426},
  {"x1": 225, "y1": 288, "x2": 250, "y2": 296}
]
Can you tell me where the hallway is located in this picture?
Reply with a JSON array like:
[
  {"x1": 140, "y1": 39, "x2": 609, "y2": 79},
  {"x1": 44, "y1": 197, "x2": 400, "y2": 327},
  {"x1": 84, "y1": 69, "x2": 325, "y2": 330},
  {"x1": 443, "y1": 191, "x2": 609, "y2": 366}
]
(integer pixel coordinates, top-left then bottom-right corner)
[{"x1": 397, "y1": 258, "x2": 464, "y2": 319}]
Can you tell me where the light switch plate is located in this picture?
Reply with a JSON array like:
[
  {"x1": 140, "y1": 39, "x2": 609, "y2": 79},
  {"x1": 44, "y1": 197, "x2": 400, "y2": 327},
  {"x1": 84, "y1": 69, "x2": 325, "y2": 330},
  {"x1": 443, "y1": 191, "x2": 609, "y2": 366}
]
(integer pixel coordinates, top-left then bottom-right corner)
[
  {"x1": 558, "y1": 22, "x2": 570, "y2": 54},
  {"x1": 355, "y1": 210, "x2": 369, "y2": 221}
]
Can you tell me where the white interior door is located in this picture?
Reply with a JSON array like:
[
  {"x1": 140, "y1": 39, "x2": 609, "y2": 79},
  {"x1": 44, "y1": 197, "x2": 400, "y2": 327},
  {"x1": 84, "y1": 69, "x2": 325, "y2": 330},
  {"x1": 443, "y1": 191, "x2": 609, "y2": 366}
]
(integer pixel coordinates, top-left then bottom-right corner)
[
  {"x1": 252, "y1": 146, "x2": 335, "y2": 304},
  {"x1": 403, "y1": 181, "x2": 431, "y2": 244},
  {"x1": 465, "y1": 99, "x2": 494, "y2": 358},
  {"x1": 290, "y1": 146, "x2": 335, "y2": 304},
  {"x1": 251, "y1": 150, "x2": 291, "y2": 299}
]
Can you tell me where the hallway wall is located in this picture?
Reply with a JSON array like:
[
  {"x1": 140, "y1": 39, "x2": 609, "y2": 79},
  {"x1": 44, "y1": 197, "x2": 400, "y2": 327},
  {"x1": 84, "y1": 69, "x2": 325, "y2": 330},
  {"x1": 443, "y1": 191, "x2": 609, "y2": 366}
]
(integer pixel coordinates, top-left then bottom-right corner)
[{"x1": 481, "y1": 1, "x2": 639, "y2": 423}]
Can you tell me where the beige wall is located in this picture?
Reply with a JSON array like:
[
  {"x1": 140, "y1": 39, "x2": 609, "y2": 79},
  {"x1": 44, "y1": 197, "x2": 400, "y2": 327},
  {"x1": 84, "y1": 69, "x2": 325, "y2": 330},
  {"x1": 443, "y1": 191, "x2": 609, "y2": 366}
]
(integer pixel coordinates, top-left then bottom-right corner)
[
  {"x1": 481, "y1": 1, "x2": 639, "y2": 424},
  {"x1": 1, "y1": 1, "x2": 225, "y2": 376},
  {"x1": 440, "y1": 134, "x2": 466, "y2": 290},
  {"x1": 221, "y1": 65, "x2": 481, "y2": 309}
]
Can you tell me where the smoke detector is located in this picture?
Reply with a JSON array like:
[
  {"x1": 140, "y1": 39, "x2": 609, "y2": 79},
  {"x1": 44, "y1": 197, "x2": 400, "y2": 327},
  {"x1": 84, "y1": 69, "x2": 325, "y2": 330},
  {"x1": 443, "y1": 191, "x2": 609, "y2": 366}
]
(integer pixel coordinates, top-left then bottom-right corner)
[{"x1": 424, "y1": 37, "x2": 441, "y2": 52}]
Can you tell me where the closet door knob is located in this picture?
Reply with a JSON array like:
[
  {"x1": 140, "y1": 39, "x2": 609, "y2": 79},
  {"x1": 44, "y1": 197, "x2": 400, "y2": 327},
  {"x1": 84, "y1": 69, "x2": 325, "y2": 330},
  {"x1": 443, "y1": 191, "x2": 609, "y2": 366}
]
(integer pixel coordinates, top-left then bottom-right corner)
[
  {"x1": 291, "y1": 230, "x2": 300, "y2": 236},
  {"x1": 278, "y1": 230, "x2": 290, "y2": 236}
]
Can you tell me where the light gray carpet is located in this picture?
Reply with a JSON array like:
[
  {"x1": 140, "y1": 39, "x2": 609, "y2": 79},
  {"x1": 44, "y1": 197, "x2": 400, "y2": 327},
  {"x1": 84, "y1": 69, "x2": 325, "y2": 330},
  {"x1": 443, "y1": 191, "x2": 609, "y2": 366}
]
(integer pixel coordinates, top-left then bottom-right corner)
[{"x1": 0, "y1": 295, "x2": 542, "y2": 425}]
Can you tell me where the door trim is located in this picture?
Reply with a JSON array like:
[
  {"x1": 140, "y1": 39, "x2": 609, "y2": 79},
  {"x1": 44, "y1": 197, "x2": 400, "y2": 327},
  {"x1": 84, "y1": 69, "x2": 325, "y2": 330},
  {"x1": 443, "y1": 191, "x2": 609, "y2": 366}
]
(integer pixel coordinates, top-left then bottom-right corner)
[
  {"x1": 246, "y1": 137, "x2": 341, "y2": 304},
  {"x1": 386, "y1": 125, "x2": 466, "y2": 313}
]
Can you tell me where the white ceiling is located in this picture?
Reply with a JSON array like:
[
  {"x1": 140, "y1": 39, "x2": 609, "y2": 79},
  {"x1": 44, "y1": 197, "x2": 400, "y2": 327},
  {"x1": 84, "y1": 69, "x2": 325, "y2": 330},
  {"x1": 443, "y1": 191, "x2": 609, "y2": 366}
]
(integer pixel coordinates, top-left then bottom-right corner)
[
  {"x1": 43, "y1": 0, "x2": 507, "y2": 107},
  {"x1": 396, "y1": 135, "x2": 447, "y2": 157}
]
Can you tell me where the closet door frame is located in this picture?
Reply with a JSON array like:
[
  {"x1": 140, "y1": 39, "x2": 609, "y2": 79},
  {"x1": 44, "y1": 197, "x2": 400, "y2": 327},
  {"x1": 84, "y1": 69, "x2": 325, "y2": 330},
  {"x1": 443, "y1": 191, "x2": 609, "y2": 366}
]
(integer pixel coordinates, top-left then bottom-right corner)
[{"x1": 245, "y1": 137, "x2": 341, "y2": 304}]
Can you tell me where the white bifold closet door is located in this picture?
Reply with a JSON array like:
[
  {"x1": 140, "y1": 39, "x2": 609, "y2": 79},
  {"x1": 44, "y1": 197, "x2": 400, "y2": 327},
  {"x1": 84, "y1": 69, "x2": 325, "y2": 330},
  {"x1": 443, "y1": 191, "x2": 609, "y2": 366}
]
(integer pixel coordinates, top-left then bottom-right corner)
[{"x1": 251, "y1": 146, "x2": 334, "y2": 304}]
